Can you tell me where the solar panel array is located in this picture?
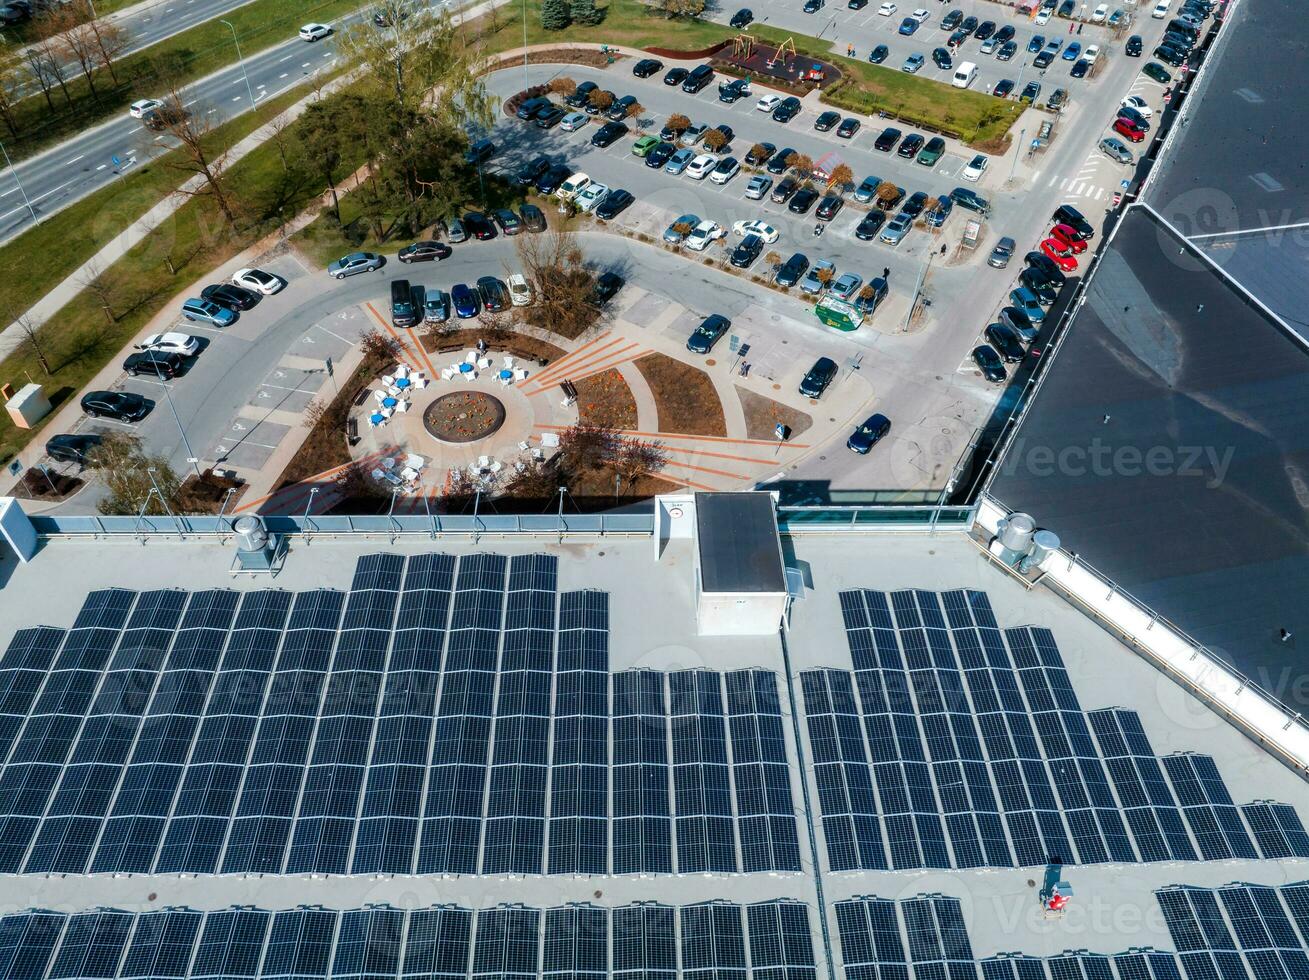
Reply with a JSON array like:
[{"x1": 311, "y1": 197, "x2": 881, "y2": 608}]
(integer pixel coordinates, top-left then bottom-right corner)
[
  {"x1": 1158, "y1": 884, "x2": 1309, "y2": 980},
  {"x1": 802, "y1": 588, "x2": 1309, "y2": 871},
  {"x1": 0, "y1": 899, "x2": 815, "y2": 980},
  {"x1": 0, "y1": 554, "x2": 801, "y2": 876}
]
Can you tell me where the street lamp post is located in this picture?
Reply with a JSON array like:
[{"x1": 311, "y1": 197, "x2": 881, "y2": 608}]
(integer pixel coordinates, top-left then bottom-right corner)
[
  {"x1": 1009, "y1": 127, "x2": 1027, "y2": 181},
  {"x1": 220, "y1": 20, "x2": 258, "y2": 114},
  {"x1": 0, "y1": 140, "x2": 36, "y2": 223},
  {"x1": 903, "y1": 248, "x2": 935, "y2": 333},
  {"x1": 153, "y1": 361, "x2": 202, "y2": 480}
]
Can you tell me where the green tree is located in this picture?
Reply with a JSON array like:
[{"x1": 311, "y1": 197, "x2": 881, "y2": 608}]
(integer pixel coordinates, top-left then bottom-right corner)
[
  {"x1": 87, "y1": 434, "x2": 184, "y2": 516},
  {"x1": 649, "y1": 0, "x2": 706, "y2": 18},
  {"x1": 542, "y1": 0, "x2": 571, "y2": 29},
  {"x1": 570, "y1": 0, "x2": 604, "y2": 25}
]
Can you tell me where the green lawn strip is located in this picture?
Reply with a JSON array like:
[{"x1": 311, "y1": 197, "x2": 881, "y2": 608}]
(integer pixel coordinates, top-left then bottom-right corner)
[
  {"x1": 468, "y1": 2, "x2": 1014, "y2": 146},
  {"x1": 0, "y1": 82, "x2": 317, "y2": 321},
  {"x1": 4, "y1": 0, "x2": 364, "y2": 162},
  {"x1": 0, "y1": 90, "x2": 369, "y2": 466}
]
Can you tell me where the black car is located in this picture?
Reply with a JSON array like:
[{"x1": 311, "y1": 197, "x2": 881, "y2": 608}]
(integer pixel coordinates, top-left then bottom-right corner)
[
  {"x1": 565, "y1": 80, "x2": 598, "y2": 107},
  {"x1": 1047, "y1": 88, "x2": 1068, "y2": 110},
  {"x1": 515, "y1": 155, "x2": 551, "y2": 185},
  {"x1": 768, "y1": 147, "x2": 798, "y2": 174},
  {"x1": 663, "y1": 67, "x2": 689, "y2": 86},
  {"x1": 476, "y1": 276, "x2": 510, "y2": 312},
  {"x1": 536, "y1": 165, "x2": 571, "y2": 195},
  {"x1": 124, "y1": 350, "x2": 183, "y2": 379},
  {"x1": 874, "y1": 184, "x2": 905, "y2": 211},
  {"x1": 855, "y1": 276, "x2": 888, "y2": 314},
  {"x1": 463, "y1": 211, "x2": 496, "y2": 240},
  {"x1": 607, "y1": 95, "x2": 637, "y2": 121},
  {"x1": 492, "y1": 208, "x2": 522, "y2": 235},
  {"x1": 960, "y1": 15, "x2": 978, "y2": 32},
  {"x1": 464, "y1": 139, "x2": 495, "y2": 165},
  {"x1": 591, "y1": 121, "x2": 629, "y2": 147},
  {"x1": 799, "y1": 357, "x2": 838, "y2": 398},
  {"x1": 646, "y1": 142, "x2": 675, "y2": 168},
  {"x1": 745, "y1": 142, "x2": 776, "y2": 166},
  {"x1": 718, "y1": 79, "x2": 749, "y2": 103},
  {"x1": 200, "y1": 283, "x2": 257, "y2": 310},
  {"x1": 854, "y1": 211, "x2": 887, "y2": 240},
  {"x1": 995, "y1": 24, "x2": 1015, "y2": 42},
  {"x1": 1052, "y1": 203, "x2": 1094, "y2": 239},
  {"x1": 815, "y1": 195, "x2": 844, "y2": 220},
  {"x1": 770, "y1": 175, "x2": 799, "y2": 203},
  {"x1": 519, "y1": 204, "x2": 546, "y2": 233},
  {"x1": 515, "y1": 96, "x2": 550, "y2": 120},
  {"x1": 901, "y1": 191, "x2": 928, "y2": 217},
  {"x1": 1019, "y1": 267, "x2": 1058, "y2": 304},
  {"x1": 803, "y1": 0, "x2": 824, "y2": 11},
  {"x1": 972, "y1": 345, "x2": 1007, "y2": 383},
  {"x1": 941, "y1": 9, "x2": 962, "y2": 29},
  {"x1": 932, "y1": 47, "x2": 953, "y2": 69},
  {"x1": 1057, "y1": 0, "x2": 1074, "y2": 14},
  {"x1": 875, "y1": 127, "x2": 902, "y2": 151},
  {"x1": 846, "y1": 413, "x2": 891, "y2": 454},
  {"x1": 46, "y1": 432, "x2": 103, "y2": 466},
  {"x1": 1154, "y1": 43, "x2": 1186, "y2": 67},
  {"x1": 985, "y1": 323, "x2": 1026, "y2": 363},
  {"x1": 583, "y1": 90, "x2": 615, "y2": 115},
  {"x1": 950, "y1": 187, "x2": 991, "y2": 215},
  {"x1": 974, "y1": 19, "x2": 995, "y2": 38},
  {"x1": 896, "y1": 133, "x2": 925, "y2": 158},
  {"x1": 712, "y1": 123, "x2": 734, "y2": 146},
  {"x1": 687, "y1": 314, "x2": 731, "y2": 353},
  {"x1": 788, "y1": 188, "x2": 820, "y2": 214},
  {"x1": 868, "y1": 44, "x2": 890, "y2": 63},
  {"x1": 1118, "y1": 105, "x2": 1150, "y2": 129},
  {"x1": 81, "y1": 390, "x2": 149, "y2": 422},
  {"x1": 633, "y1": 58, "x2": 663, "y2": 77},
  {"x1": 837, "y1": 117, "x2": 861, "y2": 138},
  {"x1": 772, "y1": 97, "x2": 802, "y2": 123},
  {"x1": 1125, "y1": 34, "x2": 1143, "y2": 56},
  {"x1": 730, "y1": 234, "x2": 764, "y2": 269},
  {"x1": 398, "y1": 240, "x2": 452, "y2": 263},
  {"x1": 730, "y1": 7, "x2": 753, "y2": 27},
  {"x1": 849, "y1": 0, "x2": 868, "y2": 8},
  {"x1": 595, "y1": 189, "x2": 635, "y2": 219},
  {"x1": 1033, "y1": 51, "x2": 1055, "y2": 69},
  {"x1": 814, "y1": 110, "x2": 841, "y2": 132},
  {"x1": 948, "y1": 28, "x2": 969, "y2": 48},
  {"x1": 999, "y1": 306, "x2": 1038, "y2": 342},
  {"x1": 536, "y1": 105, "x2": 567, "y2": 128},
  {"x1": 590, "y1": 271, "x2": 624, "y2": 305},
  {"x1": 775, "y1": 252, "x2": 809, "y2": 287},
  {"x1": 1025, "y1": 251, "x2": 1067, "y2": 286}
]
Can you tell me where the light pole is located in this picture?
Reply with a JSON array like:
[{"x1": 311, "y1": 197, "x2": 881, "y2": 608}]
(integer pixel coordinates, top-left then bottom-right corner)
[
  {"x1": 1009, "y1": 127, "x2": 1026, "y2": 181},
  {"x1": 220, "y1": 20, "x2": 258, "y2": 114},
  {"x1": 521, "y1": 0, "x2": 529, "y2": 89},
  {"x1": 153, "y1": 360, "x2": 202, "y2": 480},
  {"x1": 0, "y1": 140, "x2": 36, "y2": 224},
  {"x1": 902, "y1": 248, "x2": 935, "y2": 333}
]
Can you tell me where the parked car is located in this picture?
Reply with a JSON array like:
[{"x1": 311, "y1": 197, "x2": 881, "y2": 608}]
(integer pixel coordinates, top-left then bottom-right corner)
[
  {"x1": 816, "y1": 195, "x2": 844, "y2": 221},
  {"x1": 1052, "y1": 203, "x2": 1094, "y2": 239},
  {"x1": 464, "y1": 139, "x2": 495, "y2": 165},
  {"x1": 879, "y1": 211, "x2": 914, "y2": 246},
  {"x1": 855, "y1": 176, "x2": 882, "y2": 203},
  {"x1": 745, "y1": 142, "x2": 775, "y2": 166},
  {"x1": 81, "y1": 390, "x2": 149, "y2": 422},
  {"x1": 837, "y1": 117, "x2": 861, "y2": 138},
  {"x1": 768, "y1": 147, "x2": 798, "y2": 174},
  {"x1": 950, "y1": 187, "x2": 991, "y2": 215},
  {"x1": 972, "y1": 345, "x2": 1007, "y2": 383},
  {"x1": 574, "y1": 182, "x2": 610, "y2": 213},
  {"x1": 799, "y1": 357, "x2": 839, "y2": 398},
  {"x1": 647, "y1": 142, "x2": 676, "y2": 168},
  {"x1": 733, "y1": 219, "x2": 780, "y2": 243},
  {"x1": 632, "y1": 57, "x2": 663, "y2": 77},
  {"x1": 536, "y1": 165, "x2": 571, "y2": 195},
  {"x1": 771, "y1": 176, "x2": 799, "y2": 203},
  {"x1": 663, "y1": 214, "x2": 701, "y2": 245},
  {"x1": 663, "y1": 67, "x2": 689, "y2": 86},
  {"x1": 137, "y1": 332, "x2": 199, "y2": 358},
  {"x1": 897, "y1": 133, "x2": 925, "y2": 158},
  {"x1": 1009, "y1": 287, "x2": 1047, "y2": 323},
  {"x1": 745, "y1": 174, "x2": 773, "y2": 200},
  {"x1": 565, "y1": 80, "x2": 598, "y2": 106},
  {"x1": 327, "y1": 251, "x2": 383, "y2": 279},
  {"x1": 918, "y1": 136, "x2": 946, "y2": 166},
  {"x1": 181, "y1": 298, "x2": 237, "y2": 326},
  {"x1": 508, "y1": 274, "x2": 533, "y2": 307},
  {"x1": 730, "y1": 7, "x2": 754, "y2": 26},
  {"x1": 709, "y1": 157, "x2": 741, "y2": 184},
  {"x1": 560, "y1": 111, "x2": 588, "y2": 131},
  {"x1": 589, "y1": 272, "x2": 625, "y2": 305},
  {"x1": 124, "y1": 349, "x2": 184, "y2": 378},
  {"x1": 985, "y1": 323, "x2": 1026, "y2": 363},
  {"x1": 962, "y1": 154, "x2": 988, "y2": 181},
  {"x1": 854, "y1": 277, "x2": 888, "y2": 315},
  {"x1": 666, "y1": 148, "x2": 696, "y2": 175},
  {"x1": 595, "y1": 189, "x2": 635, "y2": 219},
  {"x1": 46, "y1": 433, "x2": 103, "y2": 466},
  {"x1": 855, "y1": 211, "x2": 887, "y2": 240},
  {"x1": 398, "y1": 240, "x2": 452, "y2": 263},
  {"x1": 902, "y1": 53, "x2": 926, "y2": 72},
  {"x1": 814, "y1": 110, "x2": 841, "y2": 132},
  {"x1": 424, "y1": 290, "x2": 450, "y2": 323},
  {"x1": 772, "y1": 97, "x2": 802, "y2": 123},
  {"x1": 830, "y1": 273, "x2": 863, "y2": 301},
  {"x1": 591, "y1": 121, "x2": 629, "y2": 147},
  {"x1": 685, "y1": 220, "x2": 726, "y2": 251},
  {"x1": 788, "y1": 188, "x2": 820, "y2": 214},
  {"x1": 536, "y1": 105, "x2": 567, "y2": 128},
  {"x1": 800, "y1": 259, "x2": 836, "y2": 295},
  {"x1": 868, "y1": 44, "x2": 890, "y2": 63},
  {"x1": 519, "y1": 204, "x2": 547, "y2": 232},
  {"x1": 200, "y1": 283, "x2": 257, "y2": 310},
  {"x1": 451, "y1": 283, "x2": 479, "y2": 318},
  {"x1": 1113, "y1": 117, "x2": 1147, "y2": 142},
  {"x1": 463, "y1": 211, "x2": 496, "y2": 240},
  {"x1": 1141, "y1": 61, "x2": 1172, "y2": 82},
  {"x1": 775, "y1": 252, "x2": 810, "y2": 287},
  {"x1": 687, "y1": 314, "x2": 731, "y2": 353},
  {"x1": 925, "y1": 196, "x2": 953, "y2": 228},
  {"x1": 875, "y1": 127, "x2": 902, "y2": 151},
  {"x1": 989, "y1": 236, "x2": 1016, "y2": 268},
  {"x1": 231, "y1": 268, "x2": 283, "y2": 294}
]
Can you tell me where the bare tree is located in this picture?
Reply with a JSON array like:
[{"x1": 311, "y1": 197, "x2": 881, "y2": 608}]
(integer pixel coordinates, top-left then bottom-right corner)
[
  {"x1": 79, "y1": 260, "x2": 120, "y2": 325},
  {"x1": 23, "y1": 48, "x2": 58, "y2": 111},
  {"x1": 51, "y1": 7, "x2": 102, "y2": 97},
  {"x1": 503, "y1": 457, "x2": 557, "y2": 500},
  {"x1": 85, "y1": 11, "x2": 128, "y2": 85},
  {"x1": 557, "y1": 421, "x2": 619, "y2": 475},
  {"x1": 87, "y1": 433, "x2": 183, "y2": 515},
  {"x1": 548, "y1": 76, "x2": 577, "y2": 96},
  {"x1": 664, "y1": 112, "x2": 690, "y2": 135},
  {"x1": 29, "y1": 25, "x2": 73, "y2": 106},
  {"x1": 614, "y1": 438, "x2": 668, "y2": 493},
  {"x1": 701, "y1": 128, "x2": 727, "y2": 153},
  {"x1": 12, "y1": 312, "x2": 51, "y2": 376},
  {"x1": 514, "y1": 230, "x2": 602, "y2": 340},
  {"x1": 0, "y1": 52, "x2": 25, "y2": 137},
  {"x1": 156, "y1": 94, "x2": 241, "y2": 230},
  {"x1": 790, "y1": 152, "x2": 814, "y2": 178},
  {"x1": 587, "y1": 89, "x2": 614, "y2": 114}
]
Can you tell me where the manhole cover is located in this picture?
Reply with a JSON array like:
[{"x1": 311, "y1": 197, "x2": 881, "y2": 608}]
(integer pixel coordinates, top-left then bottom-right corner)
[{"x1": 423, "y1": 391, "x2": 506, "y2": 443}]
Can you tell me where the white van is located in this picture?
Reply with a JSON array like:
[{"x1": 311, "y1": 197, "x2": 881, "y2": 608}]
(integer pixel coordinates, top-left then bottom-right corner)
[
  {"x1": 1152, "y1": 0, "x2": 1170, "y2": 16},
  {"x1": 952, "y1": 61, "x2": 978, "y2": 88},
  {"x1": 555, "y1": 172, "x2": 591, "y2": 200}
]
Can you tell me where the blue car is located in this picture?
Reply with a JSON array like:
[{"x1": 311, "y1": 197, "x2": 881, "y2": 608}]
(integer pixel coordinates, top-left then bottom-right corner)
[
  {"x1": 451, "y1": 283, "x2": 479, "y2": 319},
  {"x1": 1009, "y1": 287, "x2": 1047, "y2": 324},
  {"x1": 1062, "y1": 41, "x2": 1081, "y2": 61},
  {"x1": 925, "y1": 197, "x2": 953, "y2": 228},
  {"x1": 1028, "y1": 34, "x2": 1045, "y2": 53},
  {"x1": 898, "y1": 15, "x2": 919, "y2": 34},
  {"x1": 180, "y1": 298, "x2": 237, "y2": 327}
]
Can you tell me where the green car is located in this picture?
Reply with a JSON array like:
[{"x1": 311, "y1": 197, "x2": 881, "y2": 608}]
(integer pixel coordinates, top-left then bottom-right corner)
[
  {"x1": 1141, "y1": 60, "x2": 1172, "y2": 83},
  {"x1": 631, "y1": 135, "x2": 660, "y2": 157},
  {"x1": 916, "y1": 136, "x2": 946, "y2": 167}
]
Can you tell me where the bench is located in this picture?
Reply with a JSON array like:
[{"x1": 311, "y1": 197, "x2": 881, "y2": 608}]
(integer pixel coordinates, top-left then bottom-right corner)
[{"x1": 346, "y1": 418, "x2": 359, "y2": 446}]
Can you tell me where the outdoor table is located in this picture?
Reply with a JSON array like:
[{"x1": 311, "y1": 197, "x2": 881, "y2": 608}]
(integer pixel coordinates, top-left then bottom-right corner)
[
  {"x1": 370, "y1": 413, "x2": 385, "y2": 425},
  {"x1": 499, "y1": 369, "x2": 513, "y2": 381},
  {"x1": 394, "y1": 377, "x2": 411, "y2": 389},
  {"x1": 382, "y1": 397, "x2": 398, "y2": 409},
  {"x1": 459, "y1": 362, "x2": 474, "y2": 373}
]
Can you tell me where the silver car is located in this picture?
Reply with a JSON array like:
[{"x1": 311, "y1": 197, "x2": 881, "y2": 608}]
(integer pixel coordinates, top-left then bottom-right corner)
[
  {"x1": 1098, "y1": 136, "x2": 1134, "y2": 164},
  {"x1": 989, "y1": 236, "x2": 1016, "y2": 269},
  {"x1": 800, "y1": 259, "x2": 836, "y2": 295},
  {"x1": 424, "y1": 290, "x2": 450, "y2": 323},
  {"x1": 745, "y1": 174, "x2": 773, "y2": 200},
  {"x1": 665, "y1": 148, "x2": 696, "y2": 175},
  {"x1": 663, "y1": 213, "x2": 701, "y2": 245},
  {"x1": 326, "y1": 251, "x2": 383, "y2": 279},
  {"x1": 879, "y1": 212, "x2": 914, "y2": 246}
]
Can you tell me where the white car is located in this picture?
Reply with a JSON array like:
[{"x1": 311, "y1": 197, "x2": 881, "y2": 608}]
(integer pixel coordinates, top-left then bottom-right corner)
[
  {"x1": 684, "y1": 220, "x2": 725, "y2": 251},
  {"x1": 560, "y1": 111, "x2": 588, "y2": 131},
  {"x1": 299, "y1": 23, "x2": 332, "y2": 41},
  {"x1": 575, "y1": 182, "x2": 610, "y2": 212},
  {"x1": 911, "y1": 7, "x2": 930, "y2": 21},
  {"x1": 1034, "y1": 5, "x2": 1052, "y2": 23},
  {"x1": 708, "y1": 157, "x2": 740, "y2": 184},
  {"x1": 137, "y1": 332, "x2": 199, "y2": 358},
  {"x1": 555, "y1": 172, "x2": 591, "y2": 200},
  {"x1": 129, "y1": 99, "x2": 163, "y2": 119},
  {"x1": 877, "y1": 2, "x2": 897, "y2": 14},
  {"x1": 962, "y1": 154, "x2": 988, "y2": 182},
  {"x1": 731, "y1": 219, "x2": 780, "y2": 244},
  {"x1": 1152, "y1": 0, "x2": 1170, "y2": 16},
  {"x1": 756, "y1": 94, "x2": 782, "y2": 113},
  {"x1": 1121, "y1": 94, "x2": 1153, "y2": 117},
  {"x1": 684, "y1": 154, "x2": 718, "y2": 180},
  {"x1": 508, "y1": 273, "x2": 532, "y2": 307},
  {"x1": 231, "y1": 268, "x2": 283, "y2": 295},
  {"x1": 1090, "y1": 3, "x2": 1108, "y2": 20},
  {"x1": 1082, "y1": 44, "x2": 1100, "y2": 64}
]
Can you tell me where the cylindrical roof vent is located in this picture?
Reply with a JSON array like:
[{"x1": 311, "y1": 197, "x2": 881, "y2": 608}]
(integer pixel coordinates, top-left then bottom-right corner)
[
  {"x1": 1019, "y1": 529, "x2": 1062, "y2": 572},
  {"x1": 231, "y1": 515, "x2": 269, "y2": 553},
  {"x1": 997, "y1": 512, "x2": 1036, "y2": 553}
]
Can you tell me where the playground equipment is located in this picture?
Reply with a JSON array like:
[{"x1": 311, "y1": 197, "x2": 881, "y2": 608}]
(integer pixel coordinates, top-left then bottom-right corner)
[
  {"x1": 731, "y1": 33, "x2": 756, "y2": 60},
  {"x1": 766, "y1": 36, "x2": 797, "y2": 69}
]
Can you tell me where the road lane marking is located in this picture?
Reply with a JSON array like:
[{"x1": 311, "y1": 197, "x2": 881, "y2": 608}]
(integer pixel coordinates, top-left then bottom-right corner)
[{"x1": 65, "y1": 154, "x2": 84, "y2": 165}]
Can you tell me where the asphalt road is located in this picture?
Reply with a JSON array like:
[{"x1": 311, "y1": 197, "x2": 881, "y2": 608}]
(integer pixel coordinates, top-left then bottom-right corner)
[{"x1": 0, "y1": 0, "x2": 457, "y2": 244}]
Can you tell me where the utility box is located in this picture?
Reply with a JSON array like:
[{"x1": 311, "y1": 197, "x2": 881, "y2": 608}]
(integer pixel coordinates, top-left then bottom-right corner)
[
  {"x1": 5, "y1": 384, "x2": 51, "y2": 430},
  {"x1": 962, "y1": 218, "x2": 984, "y2": 250},
  {"x1": 693, "y1": 491, "x2": 788, "y2": 635}
]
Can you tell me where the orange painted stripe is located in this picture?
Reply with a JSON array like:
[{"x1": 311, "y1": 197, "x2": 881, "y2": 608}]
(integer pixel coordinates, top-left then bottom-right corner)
[
  {"x1": 658, "y1": 458, "x2": 756, "y2": 481},
  {"x1": 364, "y1": 303, "x2": 419, "y2": 369},
  {"x1": 522, "y1": 336, "x2": 629, "y2": 391},
  {"x1": 406, "y1": 327, "x2": 437, "y2": 376},
  {"x1": 550, "y1": 349, "x2": 651, "y2": 388},
  {"x1": 517, "y1": 331, "x2": 616, "y2": 392},
  {"x1": 533, "y1": 330, "x2": 613, "y2": 377},
  {"x1": 660, "y1": 445, "x2": 784, "y2": 466},
  {"x1": 664, "y1": 474, "x2": 718, "y2": 492},
  {"x1": 536, "y1": 424, "x2": 811, "y2": 449}
]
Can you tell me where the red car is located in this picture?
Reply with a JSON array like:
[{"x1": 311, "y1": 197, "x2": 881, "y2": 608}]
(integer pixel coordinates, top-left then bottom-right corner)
[
  {"x1": 1041, "y1": 239, "x2": 1079, "y2": 269},
  {"x1": 1113, "y1": 117, "x2": 1146, "y2": 143},
  {"x1": 1049, "y1": 224, "x2": 1088, "y2": 254}
]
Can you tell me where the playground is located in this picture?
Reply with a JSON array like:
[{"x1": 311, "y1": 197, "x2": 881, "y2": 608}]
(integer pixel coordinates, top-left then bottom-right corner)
[{"x1": 712, "y1": 34, "x2": 843, "y2": 92}]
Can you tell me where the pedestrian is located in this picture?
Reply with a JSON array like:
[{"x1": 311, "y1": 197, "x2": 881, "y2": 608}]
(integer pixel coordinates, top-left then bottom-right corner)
[
  {"x1": 1281, "y1": 628, "x2": 1293, "y2": 643},
  {"x1": 939, "y1": 243, "x2": 947, "y2": 256},
  {"x1": 1102, "y1": 414, "x2": 1111, "y2": 424},
  {"x1": 882, "y1": 266, "x2": 891, "y2": 280},
  {"x1": 1077, "y1": 22, "x2": 1083, "y2": 33}
]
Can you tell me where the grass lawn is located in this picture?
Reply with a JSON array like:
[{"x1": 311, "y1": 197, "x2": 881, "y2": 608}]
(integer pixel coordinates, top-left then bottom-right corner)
[
  {"x1": 634, "y1": 352, "x2": 725, "y2": 437},
  {"x1": 468, "y1": 0, "x2": 731, "y2": 55},
  {"x1": 0, "y1": 82, "x2": 318, "y2": 322},
  {"x1": 0, "y1": 84, "x2": 371, "y2": 467},
  {"x1": 5, "y1": 0, "x2": 366, "y2": 161}
]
